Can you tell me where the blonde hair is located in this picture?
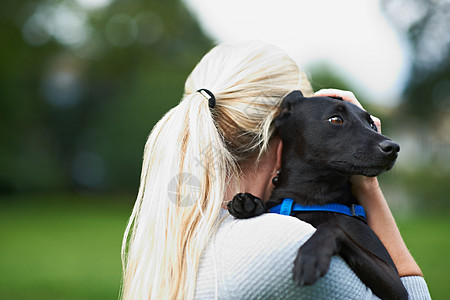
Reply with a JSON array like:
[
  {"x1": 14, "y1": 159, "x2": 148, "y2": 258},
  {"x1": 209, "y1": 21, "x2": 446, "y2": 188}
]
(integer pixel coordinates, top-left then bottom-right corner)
[{"x1": 121, "y1": 41, "x2": 313, "y2": 299}]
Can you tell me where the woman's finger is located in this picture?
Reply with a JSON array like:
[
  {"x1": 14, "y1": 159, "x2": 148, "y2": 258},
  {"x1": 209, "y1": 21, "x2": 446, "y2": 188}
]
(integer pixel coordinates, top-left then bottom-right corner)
[
  {"x1": 371, "y1": 115, "x2": 382, "y2": 134},
  {"x1": 314, "y1": 88, "x2": 364, "y2": 110},
  {"x1": 314, "y1": 89, "x2": 383, "y2": 133}
]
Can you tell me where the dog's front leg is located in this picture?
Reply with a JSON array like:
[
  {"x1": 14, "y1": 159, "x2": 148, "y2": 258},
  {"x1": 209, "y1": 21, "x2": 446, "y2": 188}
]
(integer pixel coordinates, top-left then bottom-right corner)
[
  {"x1": 293, "y1": 223, "x2": 343, "y2": 286},
  {"x1": 293, "y1": 223, "x2": 408, "y2": 300}
]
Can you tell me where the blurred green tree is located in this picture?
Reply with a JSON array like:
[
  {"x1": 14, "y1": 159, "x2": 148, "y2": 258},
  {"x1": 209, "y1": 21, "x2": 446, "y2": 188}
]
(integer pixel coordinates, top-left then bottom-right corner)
[
  {"x1": 0, "y1": 0, "x2": 212, "y2": 193},
  {"x1": 381, "y1": 0, "x2": 450, "y2": 213},
  {"x1": 382, "y1": 0, "x2": 450, "y2": 122}
]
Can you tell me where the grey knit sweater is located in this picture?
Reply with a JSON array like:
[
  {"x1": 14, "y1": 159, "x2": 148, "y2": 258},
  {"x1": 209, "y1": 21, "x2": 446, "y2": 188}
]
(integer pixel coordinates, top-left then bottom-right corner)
[{"x1": 195, "y1": 210, "x2": 431, "y2": 299}]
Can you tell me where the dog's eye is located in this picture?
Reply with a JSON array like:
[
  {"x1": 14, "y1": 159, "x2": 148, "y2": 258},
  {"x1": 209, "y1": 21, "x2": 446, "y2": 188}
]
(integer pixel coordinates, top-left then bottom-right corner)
[{"x1": 328, "y1": 116, "x2": 344, "y2": 125}]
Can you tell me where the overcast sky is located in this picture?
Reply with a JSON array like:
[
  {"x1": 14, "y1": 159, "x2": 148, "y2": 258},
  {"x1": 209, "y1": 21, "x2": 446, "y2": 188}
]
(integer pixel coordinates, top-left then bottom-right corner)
[{"x1": 183, "y1": 0, "x2": 410, "y2": 107}]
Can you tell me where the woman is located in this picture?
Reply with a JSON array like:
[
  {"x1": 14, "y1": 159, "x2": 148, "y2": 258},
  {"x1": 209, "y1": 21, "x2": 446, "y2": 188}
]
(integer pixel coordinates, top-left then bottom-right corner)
[{"x1": 121, "y1": 42, "x2": 430, "y2": 299}]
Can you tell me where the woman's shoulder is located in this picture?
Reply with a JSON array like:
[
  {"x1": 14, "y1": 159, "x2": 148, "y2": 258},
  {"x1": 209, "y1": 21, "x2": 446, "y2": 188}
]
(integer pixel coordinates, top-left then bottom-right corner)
[
  {"x1": 219, "y1": 210, "x2": 316, "y2": 242},
  {"x1": 206, "y1": 212, "x2": 316, "y2": 298},
  {"x1": 197, "y1": 211, "x2": 430, "y2": 299},
  {"x1": 202, "y1": 211, "x2": 372, "y2": 299}
]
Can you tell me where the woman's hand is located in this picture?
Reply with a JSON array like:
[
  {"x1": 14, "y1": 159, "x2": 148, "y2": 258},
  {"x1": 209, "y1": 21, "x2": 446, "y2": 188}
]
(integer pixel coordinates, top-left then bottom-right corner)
[
  {"x1": 314, "y1": 88, "x2": 423, "y2": 277},
  {"x1": 314, "y1": 88, "x2": 381, "y2": 131}
]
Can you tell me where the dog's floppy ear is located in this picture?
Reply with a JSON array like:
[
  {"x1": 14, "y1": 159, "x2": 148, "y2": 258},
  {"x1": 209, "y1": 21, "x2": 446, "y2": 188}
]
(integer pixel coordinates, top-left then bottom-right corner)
[{"x1": 274, "y1": 90, "x2": 304, "y2": 128}]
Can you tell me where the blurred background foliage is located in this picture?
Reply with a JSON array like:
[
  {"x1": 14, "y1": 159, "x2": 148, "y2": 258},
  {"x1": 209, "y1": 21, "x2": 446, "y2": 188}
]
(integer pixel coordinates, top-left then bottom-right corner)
[
  {"x1": 0, "y1": 0, "x2": 449, "y2": 299},
  {"x1": 0, "y1": 0, "x2": 211, "y2": 193}
]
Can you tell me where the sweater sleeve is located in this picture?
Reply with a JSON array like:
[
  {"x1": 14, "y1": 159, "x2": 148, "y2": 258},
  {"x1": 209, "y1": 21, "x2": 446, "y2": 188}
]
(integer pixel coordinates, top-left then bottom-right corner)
[{"x1": 401, "y1": 276, "x2": 431, "y2": 299}]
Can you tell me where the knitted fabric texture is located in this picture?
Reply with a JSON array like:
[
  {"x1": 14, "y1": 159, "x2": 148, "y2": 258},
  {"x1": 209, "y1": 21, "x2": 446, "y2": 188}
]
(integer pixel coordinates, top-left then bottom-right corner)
[{"x1": 194, "y1": 210, "x2": 431, "y2": 299}]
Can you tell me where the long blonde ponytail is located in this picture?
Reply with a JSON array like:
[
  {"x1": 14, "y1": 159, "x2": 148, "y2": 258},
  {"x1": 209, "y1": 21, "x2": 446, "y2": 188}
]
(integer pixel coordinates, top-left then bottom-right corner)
[{"x1": 121, "y1": 41, "x2": 313, "y2": 299}]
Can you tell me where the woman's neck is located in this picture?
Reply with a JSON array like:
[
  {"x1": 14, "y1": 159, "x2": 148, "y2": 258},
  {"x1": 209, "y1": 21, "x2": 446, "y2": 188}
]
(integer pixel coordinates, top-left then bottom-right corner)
[{"x1": 223, "y1": 163, "x2": 276, "y2": 209}]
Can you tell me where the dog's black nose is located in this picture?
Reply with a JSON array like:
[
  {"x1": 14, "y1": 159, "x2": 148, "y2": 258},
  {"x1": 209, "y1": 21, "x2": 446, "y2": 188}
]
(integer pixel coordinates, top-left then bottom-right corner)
[{"x1": 379, "y1": 140, "x2": 400, "y2": 154}]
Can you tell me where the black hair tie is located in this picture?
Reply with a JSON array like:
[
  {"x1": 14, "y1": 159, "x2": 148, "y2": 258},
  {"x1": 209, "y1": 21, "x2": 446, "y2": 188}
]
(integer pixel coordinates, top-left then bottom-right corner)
[{"x1": 197, "y1": 89, "x2": 216, "y2": 109}]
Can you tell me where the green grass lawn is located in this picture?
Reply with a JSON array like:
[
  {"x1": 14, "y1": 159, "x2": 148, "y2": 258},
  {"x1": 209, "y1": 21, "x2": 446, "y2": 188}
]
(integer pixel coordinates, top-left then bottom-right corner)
[
  {"x1": 396, "y1": 214, "x2": 450, "y2": 299},
  {"x1": 0, "y1": 194, "x2": 448, "y2": 299},
  {"x1": 0, "y1": 194, "x2": 133, "y2": 300}
]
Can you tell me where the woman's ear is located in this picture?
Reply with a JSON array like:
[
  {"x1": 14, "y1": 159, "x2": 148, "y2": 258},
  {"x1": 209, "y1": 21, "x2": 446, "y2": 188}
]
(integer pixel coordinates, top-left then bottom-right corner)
[{"x1": 275, "y1": 138, "x2": 283, "y2": 171}]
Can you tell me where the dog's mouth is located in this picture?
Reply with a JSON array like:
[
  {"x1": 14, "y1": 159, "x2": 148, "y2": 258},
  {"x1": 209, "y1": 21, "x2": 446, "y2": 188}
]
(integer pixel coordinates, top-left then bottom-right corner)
[{"x1": 330, "y1": 161, "x2": 395, "y2": 177}]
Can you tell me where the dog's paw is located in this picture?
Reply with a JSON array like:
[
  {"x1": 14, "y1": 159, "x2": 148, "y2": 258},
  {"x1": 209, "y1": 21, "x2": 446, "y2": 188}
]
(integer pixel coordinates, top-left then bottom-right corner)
[
  {"x1": 292, "y1": 239, "x2": 334, "y2": 286},
  {"x1": 227, "y1": 193, "x2": 266, "y2": 219}
]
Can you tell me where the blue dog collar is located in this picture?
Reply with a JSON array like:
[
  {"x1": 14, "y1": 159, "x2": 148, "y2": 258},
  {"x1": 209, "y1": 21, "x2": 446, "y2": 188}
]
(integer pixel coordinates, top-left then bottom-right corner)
[{"x1": 270, "y1": 198, "x2": 366, "y2": 220}]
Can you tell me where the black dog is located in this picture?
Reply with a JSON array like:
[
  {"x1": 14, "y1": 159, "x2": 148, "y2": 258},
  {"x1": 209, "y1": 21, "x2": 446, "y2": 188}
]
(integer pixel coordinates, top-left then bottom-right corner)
[{"x1": 227, "y1": 91, "x2": 407, "y2": 300}]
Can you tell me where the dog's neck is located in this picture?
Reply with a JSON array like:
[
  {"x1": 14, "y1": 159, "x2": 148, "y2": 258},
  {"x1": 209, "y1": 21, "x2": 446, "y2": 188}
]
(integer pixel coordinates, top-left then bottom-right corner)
[{"x1": 270, "y1": 156, "x2": 358, "y2": 207}]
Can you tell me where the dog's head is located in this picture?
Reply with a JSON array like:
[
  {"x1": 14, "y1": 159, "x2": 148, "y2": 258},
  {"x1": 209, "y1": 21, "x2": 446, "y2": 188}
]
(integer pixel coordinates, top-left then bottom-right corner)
[{"x1": 275, "y1": 90, "x2": 400, "y2": 177}]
